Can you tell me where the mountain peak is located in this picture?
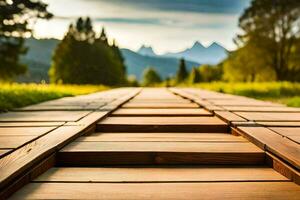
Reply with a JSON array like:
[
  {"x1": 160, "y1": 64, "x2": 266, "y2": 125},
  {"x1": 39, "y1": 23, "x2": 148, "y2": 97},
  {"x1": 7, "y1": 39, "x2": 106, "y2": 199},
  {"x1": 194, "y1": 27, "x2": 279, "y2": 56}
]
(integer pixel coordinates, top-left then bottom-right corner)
[
  {"x1": 191, "y1": 41, "x2": 205, "y2": 49},
  {"x1": 138, "y1": 45, "x2": 156, "y2": 56},
  {"x1": 208, "y1": 42, "x2": 223, "y2": 49}
]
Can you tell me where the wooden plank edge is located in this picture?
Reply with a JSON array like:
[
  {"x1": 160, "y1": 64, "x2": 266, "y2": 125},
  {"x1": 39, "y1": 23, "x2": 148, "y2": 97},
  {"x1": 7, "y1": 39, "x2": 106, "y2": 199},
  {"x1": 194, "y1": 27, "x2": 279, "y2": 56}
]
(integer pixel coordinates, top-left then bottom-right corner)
[
  {"x1": 0, "y1": 154, "x2": 56, "y2": 199},
  {"x1": 0, "y1": 89, "x2": 139, "y2": 193}
]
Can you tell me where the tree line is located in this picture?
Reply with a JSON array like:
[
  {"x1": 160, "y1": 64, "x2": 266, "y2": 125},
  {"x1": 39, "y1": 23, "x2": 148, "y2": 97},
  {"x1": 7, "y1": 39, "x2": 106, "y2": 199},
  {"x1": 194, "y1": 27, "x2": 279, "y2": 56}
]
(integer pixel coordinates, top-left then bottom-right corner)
[{"x1": 0, "y1": 0, "x2": 126, "y2": 85}]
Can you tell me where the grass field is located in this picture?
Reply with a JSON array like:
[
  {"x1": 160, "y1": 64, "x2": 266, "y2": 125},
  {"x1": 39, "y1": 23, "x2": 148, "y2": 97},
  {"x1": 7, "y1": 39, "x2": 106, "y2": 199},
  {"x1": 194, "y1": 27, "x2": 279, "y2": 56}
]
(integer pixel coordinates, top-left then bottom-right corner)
[
  {"x1": 0, "y1": 83, "x2": 109, "y2": 112},
  {"x1": 189, "y1": 82, "x2": 300, "y2": 107}
]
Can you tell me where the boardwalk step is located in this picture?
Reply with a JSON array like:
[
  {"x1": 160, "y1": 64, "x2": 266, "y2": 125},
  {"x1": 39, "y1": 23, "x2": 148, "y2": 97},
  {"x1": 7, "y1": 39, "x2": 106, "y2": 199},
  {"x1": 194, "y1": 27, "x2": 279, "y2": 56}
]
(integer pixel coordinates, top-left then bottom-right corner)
[
  {"x1": 57, "y1": 141, "x2": 264, "y2": 166},
  {"x1": 112, "y1": 108, "x2": 212, "y2": 116},
  {"x1": 34, "y1": 167, "x2": 288, "y2": 183},
  {"x1": 10, "y1": 182, "x2": 300, "y2": 200},
  {"x1": 96, "y1": 117, "x2": 228, "y2": 132}
]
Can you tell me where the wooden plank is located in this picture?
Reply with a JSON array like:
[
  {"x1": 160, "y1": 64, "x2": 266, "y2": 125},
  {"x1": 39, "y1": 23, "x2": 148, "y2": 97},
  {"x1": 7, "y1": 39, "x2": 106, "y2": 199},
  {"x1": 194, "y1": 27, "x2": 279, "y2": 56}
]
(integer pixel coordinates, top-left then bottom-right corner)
[
  {"x1": 58, "y1": 141, "x2": 264, "y2": 165},
  {"x1": 112, "y1": 108, "x2": 212, "y2": 116},
  {"x1": 0, "y1": 136, "x2": 37, "y2": 149},
  {"x1": 0, "y1": 111, "x2": 90, "y2": 122},
  {"x1": 97, "y1": 117, "x2": 228, "y2": 133},
  {"x1": 209, "y1": 100, "x2": 284, "y2": 107},
  {"x1": 235, "y1": 112, "x2": 300, "y2": 122},
  {"x1": 222, "y1": 106, "x2": 300, "y2": 112},
  {"x1": 0, "y1": 150, "x2": 11, "y2": 157},
  {"x1": 122, "y1": 102, "x2": 199, "y2": 108},
  {"x1": 0, "y1": 127, "x2": 56, "y2": 136},
  {"x1": 0, "y1": 122, "x2": 63, "y2": 127},
  {"x1": 77, "y1": 133, "x2": 246, "y2": 142},
  {"x1": 34, "y1": 167, "x2": 288, "y2": 182},
  {"x1": 237, "y1": 126, "x2": 300, "y2": 170},
  {"x1": 0, "y1": 111, "x2": 108, "y2": 190},
  {"x1": 214, "y1": 111, "x2": 247, "y2": 123},
  {"x1": 256, "y1": 122, "x2": 300, "y2": 127},
  {"x1": 269, "y1": 127, "x2": 300, "y2": 144},
  {"x1": 10, "y1": 182, "x2": 300, "y2": 200}
]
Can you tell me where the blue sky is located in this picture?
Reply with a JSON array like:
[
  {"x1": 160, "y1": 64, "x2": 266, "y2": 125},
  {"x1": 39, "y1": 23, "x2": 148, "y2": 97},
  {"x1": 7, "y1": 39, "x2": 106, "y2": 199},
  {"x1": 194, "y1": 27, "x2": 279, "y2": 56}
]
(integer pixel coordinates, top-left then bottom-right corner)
[{"x1": 36, "y1": 0, "x2": 251, "y2": 53}]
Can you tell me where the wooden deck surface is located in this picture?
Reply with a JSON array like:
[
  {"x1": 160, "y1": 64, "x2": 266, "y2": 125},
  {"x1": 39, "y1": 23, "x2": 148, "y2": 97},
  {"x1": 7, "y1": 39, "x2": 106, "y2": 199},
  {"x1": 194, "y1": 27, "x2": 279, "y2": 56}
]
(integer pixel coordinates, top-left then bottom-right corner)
[{"x1": 0, "y1": 88, "x2": 299, "y2": 199}]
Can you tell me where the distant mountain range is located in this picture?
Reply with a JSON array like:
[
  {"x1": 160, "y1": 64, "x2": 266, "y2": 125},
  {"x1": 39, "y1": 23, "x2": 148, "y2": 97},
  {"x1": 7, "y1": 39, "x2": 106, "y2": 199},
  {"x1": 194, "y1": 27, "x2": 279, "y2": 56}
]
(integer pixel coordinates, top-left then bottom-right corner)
[{"x1": 19, "y1": 38, "x2": 227, "y2": 82}]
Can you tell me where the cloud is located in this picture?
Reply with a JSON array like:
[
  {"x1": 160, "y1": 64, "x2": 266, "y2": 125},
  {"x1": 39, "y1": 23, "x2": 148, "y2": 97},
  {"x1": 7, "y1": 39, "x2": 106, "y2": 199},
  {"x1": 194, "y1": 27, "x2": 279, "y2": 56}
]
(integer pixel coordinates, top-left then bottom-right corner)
[{"x1": 82, "y1": 0, "x2": 250, "y2": 14}]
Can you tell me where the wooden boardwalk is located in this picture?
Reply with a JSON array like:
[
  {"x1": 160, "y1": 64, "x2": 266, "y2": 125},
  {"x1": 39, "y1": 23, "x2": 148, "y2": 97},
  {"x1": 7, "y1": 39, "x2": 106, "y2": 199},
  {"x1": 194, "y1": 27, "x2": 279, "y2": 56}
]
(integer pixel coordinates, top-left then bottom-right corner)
[{"x1": 0, "y1": 88, "x2": 299, "y2": 199}]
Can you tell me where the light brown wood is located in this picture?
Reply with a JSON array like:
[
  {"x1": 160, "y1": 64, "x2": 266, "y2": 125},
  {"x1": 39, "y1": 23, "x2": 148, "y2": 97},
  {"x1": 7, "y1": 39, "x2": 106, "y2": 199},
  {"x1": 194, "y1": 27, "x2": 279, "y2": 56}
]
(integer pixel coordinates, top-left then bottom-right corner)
[
  {"x1": 97, "y1": 116, "x2": 228, "y2": 132},
  {"x1": 112, "y1": 108, "x2": 212, "y2": 116},
  {"x1": 222, "y1": 106, "x2": 300, "y2": 112},
  {"x1": 235, "y1": 112, "x2": 300, "y2": 122},
  {"x1": 0, "y1": 127, "x2": 56, "y2": 136},
  {"x1": 214, "y1": 111, "x2": 247, "y2": 123},
  {"x1": 34, "y1": 167, "x2": 288, "y2": 182},
  {"x1": 0, "y1": 150, "x2": 11, "y2": 157},
  {"x1": 237, "y1": 126, "x2": 300, "y2": 170},
  {"x1": 0, "y1": 112, "x2": 108, "y2": 190},
  {"x1": 209, "y1": 99, "x2": 284, "y2": 107},
  {"x1": 122, "y1": 102, "x2": 199, "y2": 108},
  {"x1": 77, "y1": 133, "x2": 246, "y2": 142},
  {"x1": 58, "y1": 141, "x2": 264, "y2": 165},
  {"x1": 0, "y1": 122, "x2": 63, "y2": 127},
  {"x1": 0, "y1": 136, "x2": 37, "y2": 149},
  {"x1": 10, "y1": 182, "x2": 300, "y2": 200},
  {"x1": 0, "y1": 111, "x2": 90, "y2": 122}
]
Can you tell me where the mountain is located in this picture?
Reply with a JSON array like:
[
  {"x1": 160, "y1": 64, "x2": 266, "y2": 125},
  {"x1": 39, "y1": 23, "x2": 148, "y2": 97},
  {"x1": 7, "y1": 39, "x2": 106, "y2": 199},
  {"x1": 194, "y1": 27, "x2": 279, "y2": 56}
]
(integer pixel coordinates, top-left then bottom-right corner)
[
  {"x1": 19, "y1": 38, "x2": 200, "y2": 83},
  {"x1": 164, "y1": 41, "x2": 227, "y2": 65},
  {"x1": 18, "y1": 38, "x2": 59, "y2": 83},
  {"x1": 137, "y1": 45, "x2": 156, "y2": 57},
  {"x1": 121, "y1": 49, "x2": 199, "y2": 80}
]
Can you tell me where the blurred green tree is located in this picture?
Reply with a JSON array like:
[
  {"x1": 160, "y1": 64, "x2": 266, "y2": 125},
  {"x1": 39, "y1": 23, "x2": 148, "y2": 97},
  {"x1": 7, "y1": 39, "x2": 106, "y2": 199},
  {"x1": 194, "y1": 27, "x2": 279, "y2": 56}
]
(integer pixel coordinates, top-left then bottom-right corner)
[
  {"x1": 49, "y1": 18, "x2": 126, "y2": 85},
  {"x1": 199, "y1": 64, "x2": 222, "y2": 82},
  {"x1": 142, "y1": 67, "x2": 162, "y2": 86},
  {"x1": 0, "y1": 0, "x2": 52, "y2": 81},
  {"x1": 237, "y1": 0, "x2": 300, "y2": 81},
  {"x1": 176, "y1": 58, "x2": 188, "y2": 83},
  {"x1": 189, "y1": 67, "x2": 201, "y2": 83}
]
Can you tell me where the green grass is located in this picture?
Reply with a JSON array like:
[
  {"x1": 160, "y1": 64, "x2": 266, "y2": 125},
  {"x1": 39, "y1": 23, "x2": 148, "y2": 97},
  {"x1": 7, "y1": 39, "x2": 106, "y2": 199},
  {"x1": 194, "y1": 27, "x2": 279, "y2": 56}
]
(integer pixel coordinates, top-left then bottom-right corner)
[
  {"x1": 0, "y1": 83, "x2": 109, "y2": 112},
  {"x1": 186, "y1": 82, "x2": 300, "y2": 107}
]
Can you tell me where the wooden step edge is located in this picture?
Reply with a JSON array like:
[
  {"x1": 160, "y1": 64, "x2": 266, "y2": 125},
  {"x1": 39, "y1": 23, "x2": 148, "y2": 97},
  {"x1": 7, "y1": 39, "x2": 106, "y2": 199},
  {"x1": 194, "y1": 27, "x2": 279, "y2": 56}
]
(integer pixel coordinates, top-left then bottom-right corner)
[
  {"x1": 96, "y1": 124, "x2": 229, "y2": 133},
  {"x1": 56, "y1": 151, "x2": 265, "y2": 167}
]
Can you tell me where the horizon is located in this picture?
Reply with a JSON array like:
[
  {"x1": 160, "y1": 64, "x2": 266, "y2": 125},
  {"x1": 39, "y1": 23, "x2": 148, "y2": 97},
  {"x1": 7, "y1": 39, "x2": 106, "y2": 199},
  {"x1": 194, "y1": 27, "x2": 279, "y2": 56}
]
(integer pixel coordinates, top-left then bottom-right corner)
[{"x1": 34, "y1": 0, "x2": 250, "y2": 54}]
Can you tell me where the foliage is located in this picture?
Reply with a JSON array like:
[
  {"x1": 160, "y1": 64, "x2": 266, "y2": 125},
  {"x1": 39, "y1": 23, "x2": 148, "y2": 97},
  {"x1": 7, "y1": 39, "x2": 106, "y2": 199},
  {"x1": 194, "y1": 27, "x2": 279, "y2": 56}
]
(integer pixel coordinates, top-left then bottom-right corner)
[
  {"x1": 142, "y1": 67, "x2": 162, "y2": 86},
  {"x1": 49, "y1": 17, "x2": 126, "y2": 85},
  {"x1": 176, "y1": 58, "x2": 188, "y2": 83},
  {"x1": 237, "y1": 0, "x2": 300, "y2": 81},
  {"x1": 0, "y1": 0, "x2": 52, "y2": 81},
  {"x1": 198, "y1": 64, "x2": 222, "y2": 82},
  {"x1": 222, "y1": 44, "x2": 276, "y2": 82},
  {"x1": 0, "y1": 83, "x2": 109, "y2": 112},
  {"x1": 189, "y1": 67, "x2": 201, "y2": 84}
]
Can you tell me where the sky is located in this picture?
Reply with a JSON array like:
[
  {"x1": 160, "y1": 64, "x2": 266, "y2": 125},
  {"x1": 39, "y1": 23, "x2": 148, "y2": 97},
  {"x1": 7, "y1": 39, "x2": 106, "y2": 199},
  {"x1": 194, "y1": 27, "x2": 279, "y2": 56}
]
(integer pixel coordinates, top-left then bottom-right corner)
[{"x1": 35, "y1": 0, "x2": 251, "y2": 54}]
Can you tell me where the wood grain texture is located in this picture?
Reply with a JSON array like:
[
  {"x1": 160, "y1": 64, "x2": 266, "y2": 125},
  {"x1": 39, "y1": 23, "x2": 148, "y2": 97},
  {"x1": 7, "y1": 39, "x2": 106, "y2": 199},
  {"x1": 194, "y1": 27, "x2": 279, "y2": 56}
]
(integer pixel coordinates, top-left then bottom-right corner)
[
  {"x1": 10, "y1": 182, "x2": 300, "y2": 200},
  {"x1": 34, "y1": 167, "x2": 288, "y2": 182},
  {"x1": 0, "y1": 111, "x2": 90, "y2": 122},
  {"x1": 0, "y1": 111, "x2": 108, "y2": 190},
  {"x1": 77, "y1": 133, "x2": 246, "y2": 142},
  {"x1": 122, "y1": 102, "x2": 199, "y2": 108},
  {"x1": 112, "y1": 108, "x2": 212, "y2": 116},
  {"x1": 235, "y1": 112, "x2": 300, "y2": 122},
  {"x1": 58, "y1": 141, "x2": 264, "y2": 165},
  {"x1": 214, "y1": 111, "x2": 247, "y2": 123},
  {"x1": 0, "y1": 127, "x2": 56, "y2": 137},
  {"x1": 0, "y1": 122, "x2": 63, "y2": 127},
  {"x1": 0, "y1": 136, "x2": 37, "y2": 148},
  {"x1": 97, "y1": 116, "x2": 228, "y2": 132},
  {"x1": 222, "y1": 106, "x2": 300, "y2": 112},
  {"x1": 237, "y1": 126, "x2": 300, "y2": 170}
]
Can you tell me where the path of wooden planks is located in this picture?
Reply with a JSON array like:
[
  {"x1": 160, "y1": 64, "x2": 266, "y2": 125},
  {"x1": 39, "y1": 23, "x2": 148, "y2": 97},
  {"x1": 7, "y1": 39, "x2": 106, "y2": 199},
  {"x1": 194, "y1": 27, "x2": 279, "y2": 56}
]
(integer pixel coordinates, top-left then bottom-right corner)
[{"x1": 0, "y1": 88, "x2": 300, "y2": 199}]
